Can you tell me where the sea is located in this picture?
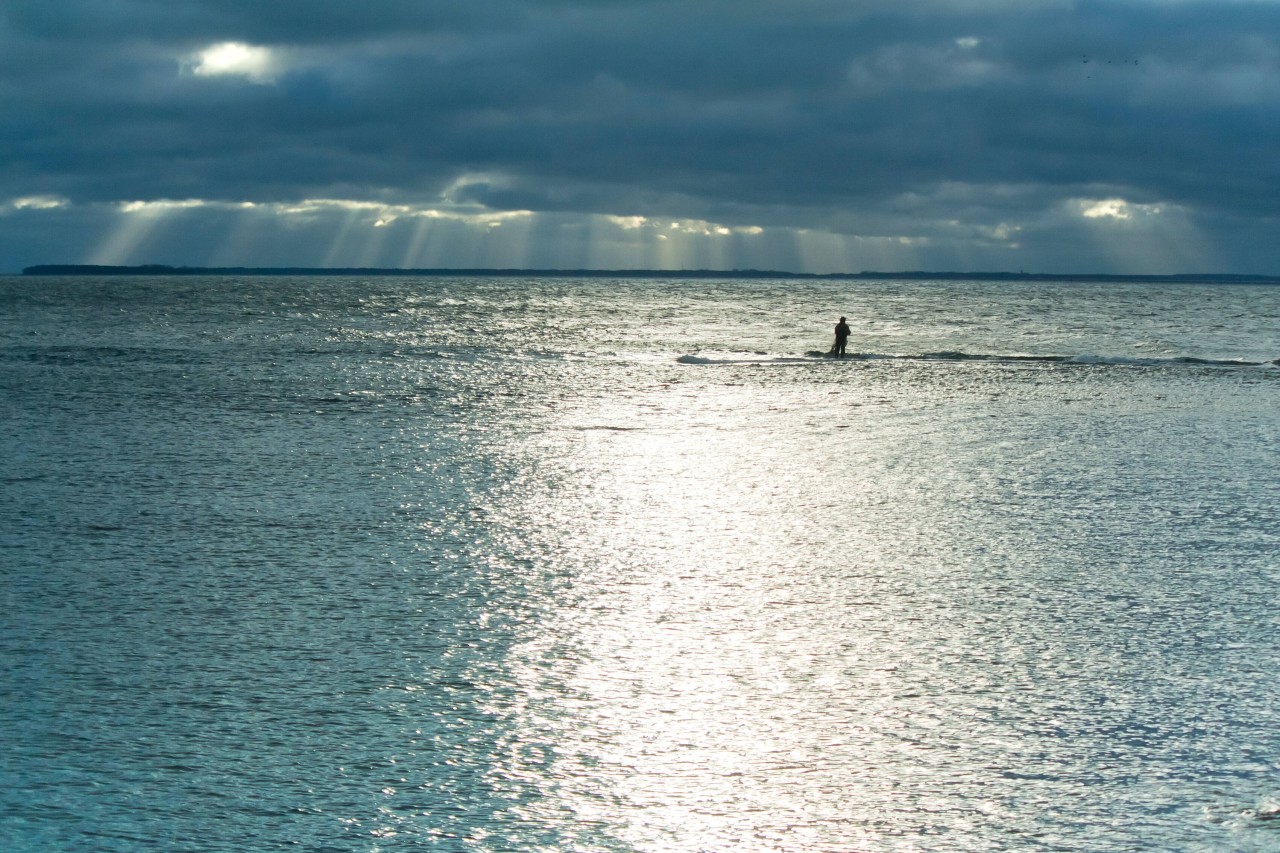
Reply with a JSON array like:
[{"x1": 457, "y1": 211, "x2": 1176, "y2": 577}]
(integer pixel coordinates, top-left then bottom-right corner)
[{"x1": 1, "y1": 274, "x2": 1278, "y2": 852}]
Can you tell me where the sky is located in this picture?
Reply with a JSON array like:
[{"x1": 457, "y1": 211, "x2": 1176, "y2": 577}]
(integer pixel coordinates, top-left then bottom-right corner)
[{"x1": 2, "y1": 0, "x2": 1280, "y2": 275}]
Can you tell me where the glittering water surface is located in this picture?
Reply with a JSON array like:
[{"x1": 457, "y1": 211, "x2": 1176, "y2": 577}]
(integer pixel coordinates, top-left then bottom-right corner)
[{"x1": 2, "y1": 276, "x2": 1279, "y2": 851}]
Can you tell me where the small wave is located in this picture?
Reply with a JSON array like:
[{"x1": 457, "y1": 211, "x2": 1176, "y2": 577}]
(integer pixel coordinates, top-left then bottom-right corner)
[
  {"x1": 1207, "y1": 796, "x2": 1280, "y2": 832},
  {"x1": 920, "y1": 351, "x2": 1067, "y2": 363},
  {"x1": 1, "y1": 345, "x2": 210, "y2": 365},
  {"x1": 677, "y1": 353, "x2": 809, "y2": 365},
  {"x1": 681, "y1": 350, "x2": 1275, "y2": 368},
  {"x1": 803, "y1": 350, "x2": 874, "y2": 360},
  {"x1": 1066, "y1": 354, "x2": 1268, "y2": 367},
  {"x1": 3, "y1": 474, "x2": 46, "y2": 484},
  {"x1": 912, "y1": 351, "x2": 1267, "y2": 366}
]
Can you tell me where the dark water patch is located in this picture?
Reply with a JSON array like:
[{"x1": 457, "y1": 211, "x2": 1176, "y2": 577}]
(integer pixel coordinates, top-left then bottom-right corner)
[{"x1": 0, "y1": 345, "x2": 214, "y2": 366}]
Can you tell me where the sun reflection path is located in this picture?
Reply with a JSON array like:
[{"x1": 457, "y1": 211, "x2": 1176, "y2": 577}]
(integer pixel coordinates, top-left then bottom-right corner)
[
  {"x1": 447, "y1": 352, "x2": 1267, "y2": 850},
  {"x1": 480, "y1": 380, "x2": 928, "y2": 851}
]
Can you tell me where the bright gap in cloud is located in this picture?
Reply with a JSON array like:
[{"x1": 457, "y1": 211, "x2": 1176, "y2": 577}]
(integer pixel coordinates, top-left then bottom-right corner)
[
  {"x1": 607, "y1": 215, "x2": 762, "y2": 237},
  {"x1": 10, "y1": 196, "x2": 69, "y2": 210},
  {"x1": 119, "y1": 199, "x2": 210, "y2": 213},
  {"x1": 1079, "y1": 198, "x2": 1162, "y2": 220},
  {"x1": 192, "y1": 42, "x2": 278, "y2": 82}
]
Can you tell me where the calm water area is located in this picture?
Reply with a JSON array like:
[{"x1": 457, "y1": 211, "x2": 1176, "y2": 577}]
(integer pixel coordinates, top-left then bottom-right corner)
[{"x1": 2, "y1": 275, "x2": 1278, "y2": 851}]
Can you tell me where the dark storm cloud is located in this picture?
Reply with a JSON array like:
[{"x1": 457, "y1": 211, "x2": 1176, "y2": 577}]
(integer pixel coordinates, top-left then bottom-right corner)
[{"x1": 3, "y1": 0, "x2": 1280, "y2": 272}]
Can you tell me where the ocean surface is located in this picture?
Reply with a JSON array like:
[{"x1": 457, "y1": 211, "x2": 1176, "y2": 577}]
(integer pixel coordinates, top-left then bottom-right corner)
[{"x1": 1, "y1": 275, "x2": 1278, "y2": 852}]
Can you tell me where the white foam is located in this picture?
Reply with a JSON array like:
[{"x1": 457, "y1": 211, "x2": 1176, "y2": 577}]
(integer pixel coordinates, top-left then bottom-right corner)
[{"x1": 677, "y1": 353, "x2": 809, "y2": 365}]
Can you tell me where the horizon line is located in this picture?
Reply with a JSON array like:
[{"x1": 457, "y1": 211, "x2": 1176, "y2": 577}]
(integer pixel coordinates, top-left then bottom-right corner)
[{"x1": 17, "y1": 264, "x2": 1280, "y2": 284}]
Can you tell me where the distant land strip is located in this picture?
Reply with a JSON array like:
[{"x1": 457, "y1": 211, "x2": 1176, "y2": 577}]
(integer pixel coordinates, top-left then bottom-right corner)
[{"x1": 19, "y1": 264, "x2": 1280, "y2": 284}]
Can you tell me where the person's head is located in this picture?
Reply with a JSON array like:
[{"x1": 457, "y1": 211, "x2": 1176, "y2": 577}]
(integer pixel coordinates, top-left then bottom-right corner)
[{"x1": 839, "y1": 316, "x2": 846, "y2": 322}]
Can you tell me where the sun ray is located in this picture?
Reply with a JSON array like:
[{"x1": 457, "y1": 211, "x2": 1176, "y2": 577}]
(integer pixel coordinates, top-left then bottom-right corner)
[
  {"x1": 1069, "y1": 197, "x2": 1213, "y2": 274},
  {"x1": 320, "y1": 207, "x2": 369, "y2": 267},
  {"x1": 88, "y1": 201, "x2": 194, "y2": 265}
]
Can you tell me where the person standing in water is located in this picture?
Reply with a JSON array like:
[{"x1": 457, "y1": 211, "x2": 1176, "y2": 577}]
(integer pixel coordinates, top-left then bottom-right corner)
[{"x1": 832, "y1": 316, "x2": 851, "y2": 357}]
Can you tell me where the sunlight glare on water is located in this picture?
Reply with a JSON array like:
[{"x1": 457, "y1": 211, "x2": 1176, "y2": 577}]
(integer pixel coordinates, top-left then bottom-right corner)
[
  {"x1": 1, "y1": 276, "x2": 1278, "y2": 852},
  {"x1": 467, "y1": 352, "x2": 1279, "y2": 851}
]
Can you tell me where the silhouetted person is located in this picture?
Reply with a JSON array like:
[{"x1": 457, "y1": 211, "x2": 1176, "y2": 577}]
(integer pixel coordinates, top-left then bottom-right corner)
[{"x1": 832, "y1": 316, "x2": 850, "y2": 357}]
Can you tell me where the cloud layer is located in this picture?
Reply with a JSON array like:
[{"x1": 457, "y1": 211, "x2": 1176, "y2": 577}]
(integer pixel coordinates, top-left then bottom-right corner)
[{"x1": 3, "y1": 0, "x2": 1279, "y2": 273}]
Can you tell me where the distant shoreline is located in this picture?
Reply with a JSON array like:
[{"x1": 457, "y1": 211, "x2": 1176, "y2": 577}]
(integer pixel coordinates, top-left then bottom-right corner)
[{"x1": 18, "y1": 264, "x2": 1280, "y2": 285}]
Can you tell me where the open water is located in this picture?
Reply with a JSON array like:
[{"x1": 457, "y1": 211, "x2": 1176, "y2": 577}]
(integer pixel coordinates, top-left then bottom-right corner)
[{"x1": 1, "y1": 275, "x2": 1278, "y2": 852}]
